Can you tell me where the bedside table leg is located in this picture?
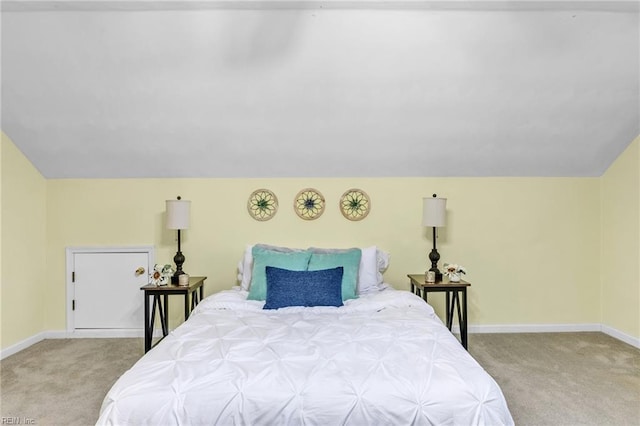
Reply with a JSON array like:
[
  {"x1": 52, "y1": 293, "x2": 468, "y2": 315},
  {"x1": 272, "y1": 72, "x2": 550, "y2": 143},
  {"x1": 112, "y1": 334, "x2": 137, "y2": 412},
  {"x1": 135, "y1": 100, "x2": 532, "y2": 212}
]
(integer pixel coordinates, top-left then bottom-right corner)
[
  {"x1": 184, "y1": 293, "x2": 190, "y2": 321},
  {"x1": 164, "y1": 295, "x2": 169, "y2": 335},
  {"x1": 461, "y1": 288, "x2": 468, "y2": 349},
  {"x1": 144, "y1": 293, "x2": 151, "y2": 353},
  {"x1": 191, "y1": 289, "x2": 200, "y2": 311},
  {"x1": 445, "y1": 292, "x2": 452, "y2": 329},
  {"x1": 454, "y1": 292, "x2": 462, "y2": 332},
  {"x1": 147, "y1": 295, "x2": 161, "y2": 353},
  {"x1": 156, "y1": 295, "x2": 168, "y2": 337}
]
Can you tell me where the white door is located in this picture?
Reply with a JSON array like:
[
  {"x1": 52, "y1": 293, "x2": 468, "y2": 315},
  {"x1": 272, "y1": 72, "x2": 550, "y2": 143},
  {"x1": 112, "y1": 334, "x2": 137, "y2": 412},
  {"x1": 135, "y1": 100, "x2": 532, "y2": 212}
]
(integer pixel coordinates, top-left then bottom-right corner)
[{"x1": 73, "y1": 251, "x2": 149, "y2": 329}]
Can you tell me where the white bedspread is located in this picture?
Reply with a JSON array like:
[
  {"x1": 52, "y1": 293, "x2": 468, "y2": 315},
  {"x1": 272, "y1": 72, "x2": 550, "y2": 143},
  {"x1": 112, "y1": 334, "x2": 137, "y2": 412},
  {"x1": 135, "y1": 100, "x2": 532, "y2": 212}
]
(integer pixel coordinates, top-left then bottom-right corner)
[{"x1": 97, "y1": 287, "x2": 514, "y2": 425}]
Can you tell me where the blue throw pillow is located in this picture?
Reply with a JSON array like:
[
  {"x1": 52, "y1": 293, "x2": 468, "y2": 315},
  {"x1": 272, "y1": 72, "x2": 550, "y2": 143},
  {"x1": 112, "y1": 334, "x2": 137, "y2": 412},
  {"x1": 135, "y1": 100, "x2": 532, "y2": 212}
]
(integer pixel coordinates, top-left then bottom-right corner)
[
  {"x1": 247, "y1": 246, "x2": 312, "y2": 301},
  {"x1": 263, "y1": 266, "x2": 344, "y2": 309},
  {"x1": 308, "y1": 249, "x2": 361, "y2": 300}
]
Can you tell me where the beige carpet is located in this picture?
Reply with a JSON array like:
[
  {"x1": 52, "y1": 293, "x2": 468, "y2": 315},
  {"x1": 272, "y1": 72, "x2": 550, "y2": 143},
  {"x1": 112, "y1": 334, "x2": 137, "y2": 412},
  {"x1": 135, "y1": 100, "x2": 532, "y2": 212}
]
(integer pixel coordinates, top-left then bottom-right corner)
[
  {"x1": 1, "y1": 338, "x2": 143, "y2": 426},
  {"x1": 1, "y1": 332, "x2": 639, "y2": 425},
  {"x1": 468, "y1": 332, "x2": 640, "y2": 426}
]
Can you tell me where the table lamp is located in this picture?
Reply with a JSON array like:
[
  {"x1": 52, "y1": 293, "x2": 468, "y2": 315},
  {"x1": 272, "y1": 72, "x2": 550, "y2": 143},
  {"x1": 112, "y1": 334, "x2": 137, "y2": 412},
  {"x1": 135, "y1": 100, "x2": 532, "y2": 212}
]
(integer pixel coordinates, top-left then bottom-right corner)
[
  {"x1": 166, "y1": 196, "x2": 191, "y2": 284},
  {"x1": 423, "y1": 194, "x2": 446, "y2": 281}
]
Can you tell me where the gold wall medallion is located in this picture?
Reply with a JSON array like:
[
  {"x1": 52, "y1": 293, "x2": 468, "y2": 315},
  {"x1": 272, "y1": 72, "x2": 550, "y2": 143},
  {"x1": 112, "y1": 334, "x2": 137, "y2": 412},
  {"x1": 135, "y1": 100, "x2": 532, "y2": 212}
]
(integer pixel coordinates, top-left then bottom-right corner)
[
  {"x1": 247, "y1": 189, "x2": 278, "y2": 221},
  {"x1": 294, "y1": 188, "x2": 325, "y2": 220},
  {"x1": 340, "y1": 188, "x2": 370, "y2": 221}
]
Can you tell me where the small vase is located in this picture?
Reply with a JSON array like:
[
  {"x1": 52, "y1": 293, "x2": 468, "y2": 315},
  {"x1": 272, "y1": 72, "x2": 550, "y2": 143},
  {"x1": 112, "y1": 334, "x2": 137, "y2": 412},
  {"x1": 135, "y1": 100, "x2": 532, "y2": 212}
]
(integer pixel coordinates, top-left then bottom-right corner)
[{"x1": 448, "y1": 273, "x2": 461, "y2": 283}]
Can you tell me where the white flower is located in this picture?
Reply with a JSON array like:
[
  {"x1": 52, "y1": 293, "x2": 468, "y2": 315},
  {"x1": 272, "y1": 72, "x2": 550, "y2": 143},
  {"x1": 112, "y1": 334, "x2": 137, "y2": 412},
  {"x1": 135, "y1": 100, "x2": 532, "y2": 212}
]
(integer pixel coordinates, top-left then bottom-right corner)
[
  {"x1": 443, "y1": 263, "x2": 467, "y2": 277},
  {"x1": 149, "y1": 263, "x2": 173, "y2": 286},
  {"x1": 160, "y1": 264, "x2": 174, "y2": 276}
]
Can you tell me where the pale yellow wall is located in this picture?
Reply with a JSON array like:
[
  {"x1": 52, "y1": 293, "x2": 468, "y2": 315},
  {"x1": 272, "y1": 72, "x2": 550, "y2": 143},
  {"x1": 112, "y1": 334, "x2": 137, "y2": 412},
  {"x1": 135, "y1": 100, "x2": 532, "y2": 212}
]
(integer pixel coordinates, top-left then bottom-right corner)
[
  {"x1": 45, "y1": 177, "x2": 601, "y2": 331},
  {"x1": 601, "y1": 136, "x2": 640, "y2": 338},
  {"x1": 0, "y1": 135, "x2": 2, "y2": 348},
  {"x1": 1, "y1": 134, "x2": 47, "y2": 349},
  {"x1": 0, "y1": 135, "x2": 2, "y2": 347},
  {"x1": 0, "y1": 141, "x2": 615, "y2": 348}
]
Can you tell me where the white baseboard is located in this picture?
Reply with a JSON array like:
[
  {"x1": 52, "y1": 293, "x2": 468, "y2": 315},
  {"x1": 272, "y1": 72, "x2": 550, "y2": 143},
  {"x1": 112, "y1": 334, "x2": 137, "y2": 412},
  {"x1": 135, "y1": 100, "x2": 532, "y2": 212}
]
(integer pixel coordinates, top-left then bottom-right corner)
[
  {"x1": 3, "y1": 323, "x2": 638, "y2": 359},
  {"x1": 1, "y1": 329, "x2": 165, "y2": 360},
  {"x1": 464, "y1": 323, "x2": 602, "y2": 334},
  {"x1": 49, "y1": 329, "x2": 167, "y2": 339},
  {"x1": 601, "y1": 325, "x2": 640, "y2": 349},
  {"x1": 448, "y1": 323, "x2": 639, "y2": 349},
  {"x1": 0, "y1": 332, "x2": 47, "y2": 360},
  {"x1": 49, "y1": 329, "x2": 146, "y2": 338}
]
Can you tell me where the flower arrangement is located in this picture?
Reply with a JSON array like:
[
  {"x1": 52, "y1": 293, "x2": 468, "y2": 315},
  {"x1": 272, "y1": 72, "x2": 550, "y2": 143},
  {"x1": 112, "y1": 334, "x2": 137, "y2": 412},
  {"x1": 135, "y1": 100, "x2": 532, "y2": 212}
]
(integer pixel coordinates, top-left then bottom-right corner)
[
  {"x1": 443, "y1": 263, "x2": 466, "y2": 282},
  {"x1": 149, "y1": 264, "x2": 174, "y2": 286}
]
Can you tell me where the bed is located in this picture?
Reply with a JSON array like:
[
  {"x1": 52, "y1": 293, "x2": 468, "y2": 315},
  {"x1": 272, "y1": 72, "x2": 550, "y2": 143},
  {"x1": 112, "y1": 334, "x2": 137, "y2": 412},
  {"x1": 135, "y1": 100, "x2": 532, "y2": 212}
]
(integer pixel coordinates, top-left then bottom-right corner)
[{"x1": 97, "y1": 245, "x2": 514, "y2": 425}]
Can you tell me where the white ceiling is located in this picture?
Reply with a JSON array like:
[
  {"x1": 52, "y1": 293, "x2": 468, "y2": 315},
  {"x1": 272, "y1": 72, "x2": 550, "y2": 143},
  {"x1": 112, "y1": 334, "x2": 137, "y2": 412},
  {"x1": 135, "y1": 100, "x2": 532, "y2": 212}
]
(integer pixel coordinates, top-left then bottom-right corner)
[{"x1": 2, "y1": 0, "x2": 639, "y2": 178}]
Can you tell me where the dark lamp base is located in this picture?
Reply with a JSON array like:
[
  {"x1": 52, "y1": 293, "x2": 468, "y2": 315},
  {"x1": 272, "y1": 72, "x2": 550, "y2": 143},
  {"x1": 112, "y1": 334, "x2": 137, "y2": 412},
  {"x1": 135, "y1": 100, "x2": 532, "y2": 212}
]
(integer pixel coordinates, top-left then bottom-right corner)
[
  {"x1": 173, "y1": 248, "x2": 186, "y2": 285},
  {"x1": 428, "y1": 243, "x2": 442, "y2": 282},
  {"x1": 171, "y1": 271, "x2": 186, "y2": 285},
  {"x1": 429, "y1": 267, "x2": 443, "y2": 282}
]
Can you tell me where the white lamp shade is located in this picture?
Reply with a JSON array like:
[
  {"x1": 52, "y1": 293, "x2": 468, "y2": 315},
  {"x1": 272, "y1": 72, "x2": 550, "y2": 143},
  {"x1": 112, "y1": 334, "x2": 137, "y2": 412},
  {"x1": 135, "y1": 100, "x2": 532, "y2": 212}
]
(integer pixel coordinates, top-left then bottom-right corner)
[
  {"x1": 166, "y1": 199, "x2": 191, "y2": 230},
  {"x1": 422, "y1": 196, "x2": 446, "y2": 227}
]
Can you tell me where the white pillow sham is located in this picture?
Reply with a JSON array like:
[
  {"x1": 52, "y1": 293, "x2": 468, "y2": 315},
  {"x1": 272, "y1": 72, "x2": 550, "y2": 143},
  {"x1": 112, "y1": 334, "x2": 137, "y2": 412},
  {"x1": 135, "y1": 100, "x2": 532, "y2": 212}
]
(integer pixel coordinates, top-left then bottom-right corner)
[{"x1": 237, "y1": 244, "x2": 390, "y2": 294}]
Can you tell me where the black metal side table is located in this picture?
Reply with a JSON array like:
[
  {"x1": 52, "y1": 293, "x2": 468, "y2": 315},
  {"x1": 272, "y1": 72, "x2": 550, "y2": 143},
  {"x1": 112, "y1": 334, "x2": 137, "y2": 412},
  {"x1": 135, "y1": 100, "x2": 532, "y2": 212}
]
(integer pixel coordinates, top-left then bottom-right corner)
[
  {"x1": 140, "y1": 276, "x2": 206, "y2": 352},
  {"x1": 408, "y1": 274, "x2": 470, "y2": 349}
]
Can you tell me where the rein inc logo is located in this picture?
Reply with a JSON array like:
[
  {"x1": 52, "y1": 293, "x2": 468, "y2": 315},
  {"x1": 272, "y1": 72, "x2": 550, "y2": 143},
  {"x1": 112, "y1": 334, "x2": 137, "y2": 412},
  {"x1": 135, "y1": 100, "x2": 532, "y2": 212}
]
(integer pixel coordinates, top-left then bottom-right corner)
[{"x1": 1, "y1": 418, "x2": 35, "y2": 425}]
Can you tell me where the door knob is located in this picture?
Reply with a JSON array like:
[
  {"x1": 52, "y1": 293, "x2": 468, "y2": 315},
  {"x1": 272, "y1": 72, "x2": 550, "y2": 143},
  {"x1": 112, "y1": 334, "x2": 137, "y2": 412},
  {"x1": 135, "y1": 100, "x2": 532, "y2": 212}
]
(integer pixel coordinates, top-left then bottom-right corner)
[{"x1": 135, "y1": 267, "x2": 146, "y2": 276}]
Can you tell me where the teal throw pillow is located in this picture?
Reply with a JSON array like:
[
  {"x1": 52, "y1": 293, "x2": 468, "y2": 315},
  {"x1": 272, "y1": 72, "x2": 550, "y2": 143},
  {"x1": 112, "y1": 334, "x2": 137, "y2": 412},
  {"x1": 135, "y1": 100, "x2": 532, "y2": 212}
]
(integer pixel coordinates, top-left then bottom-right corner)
[
  {"x1": 247, "y1": 246, "x2": 312, "y2": 301},
  {"x1": 308, "y1": 248, "x2": 361, "y2": 300}
]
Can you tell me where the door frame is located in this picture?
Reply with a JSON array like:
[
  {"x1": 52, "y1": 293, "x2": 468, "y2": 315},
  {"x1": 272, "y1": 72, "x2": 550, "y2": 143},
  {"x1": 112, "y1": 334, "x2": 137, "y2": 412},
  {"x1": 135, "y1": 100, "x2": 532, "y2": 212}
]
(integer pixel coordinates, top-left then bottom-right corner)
[{"x1": 66, "y1": 246, "x2": 155, "y2": 335}]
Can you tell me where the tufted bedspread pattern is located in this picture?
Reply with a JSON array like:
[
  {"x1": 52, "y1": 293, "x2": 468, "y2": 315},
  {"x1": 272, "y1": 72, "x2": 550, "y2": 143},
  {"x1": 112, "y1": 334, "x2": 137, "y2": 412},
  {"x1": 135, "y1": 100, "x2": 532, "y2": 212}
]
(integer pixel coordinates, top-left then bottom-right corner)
[{"x1": 97, "y1": 287, "x2": 514, "y2": 425}]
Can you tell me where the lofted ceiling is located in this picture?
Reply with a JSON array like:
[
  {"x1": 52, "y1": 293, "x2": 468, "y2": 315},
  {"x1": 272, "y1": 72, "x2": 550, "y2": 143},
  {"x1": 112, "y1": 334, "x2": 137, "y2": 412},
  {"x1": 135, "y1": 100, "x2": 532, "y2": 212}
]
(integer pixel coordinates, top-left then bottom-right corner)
[{"x1": 1, "y1": 0, "x2": 639, "y2": 178}]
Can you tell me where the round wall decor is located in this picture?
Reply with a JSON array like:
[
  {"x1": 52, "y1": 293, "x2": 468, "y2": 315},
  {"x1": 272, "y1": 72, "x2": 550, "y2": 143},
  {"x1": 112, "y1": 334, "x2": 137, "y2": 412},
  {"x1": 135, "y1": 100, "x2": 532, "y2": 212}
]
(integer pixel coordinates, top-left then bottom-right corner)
[
  {"x1": 340, "y1": 188, "x2": 370, "y2": 221},
  {"x1": 247, "y1": 189, "x2": 278, "y2": 221},
  {"x1": 294, "y1": 188, "x2": 325, "y2": 220}
]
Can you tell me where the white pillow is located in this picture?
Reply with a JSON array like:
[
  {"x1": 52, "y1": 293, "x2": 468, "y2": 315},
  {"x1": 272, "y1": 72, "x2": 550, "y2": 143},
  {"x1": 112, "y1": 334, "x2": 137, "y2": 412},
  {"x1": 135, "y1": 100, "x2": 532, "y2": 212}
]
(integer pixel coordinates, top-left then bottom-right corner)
[
  {"x1": 376, "y1": 248, "x2": 390, "y2": 285},
  {"x1": 238, "y1": 244, "x2": 254, "y2": 291},
  {"x1": 358, "y1": 246, "x2": 390, "y2": 293},
  {"x1": 357, "y1": 246, "x2": 378, "y2": 293}
]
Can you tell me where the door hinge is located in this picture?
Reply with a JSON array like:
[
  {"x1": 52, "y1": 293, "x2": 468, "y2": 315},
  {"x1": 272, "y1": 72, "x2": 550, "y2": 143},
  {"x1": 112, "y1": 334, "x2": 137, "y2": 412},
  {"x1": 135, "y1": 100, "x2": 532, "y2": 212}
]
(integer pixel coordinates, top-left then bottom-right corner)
[
  {"x1": 72, "y1": 271, "x2": 75, "y2": 282},
  {"x1": 72, "y1": 300, "x2": 75, "y2": 311}
]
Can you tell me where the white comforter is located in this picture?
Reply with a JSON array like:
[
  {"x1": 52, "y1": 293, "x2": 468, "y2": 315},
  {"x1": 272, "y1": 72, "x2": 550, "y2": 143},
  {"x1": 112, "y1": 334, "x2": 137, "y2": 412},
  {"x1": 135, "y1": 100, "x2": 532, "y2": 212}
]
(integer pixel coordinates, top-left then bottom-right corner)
[{"x1": 98, "y1": 287, "x2": 514, "y2": 425}]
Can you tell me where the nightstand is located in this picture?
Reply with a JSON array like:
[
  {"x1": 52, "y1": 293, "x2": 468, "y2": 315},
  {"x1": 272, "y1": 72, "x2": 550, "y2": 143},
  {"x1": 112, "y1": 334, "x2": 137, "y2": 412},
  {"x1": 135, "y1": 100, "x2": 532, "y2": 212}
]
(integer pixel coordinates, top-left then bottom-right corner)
[
  {"x1": 140, "y1": 276, "x2": 207, "y2": 352},
  {"x1": 407, "y1": 274, "x2": 470, "y2": 349}
]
